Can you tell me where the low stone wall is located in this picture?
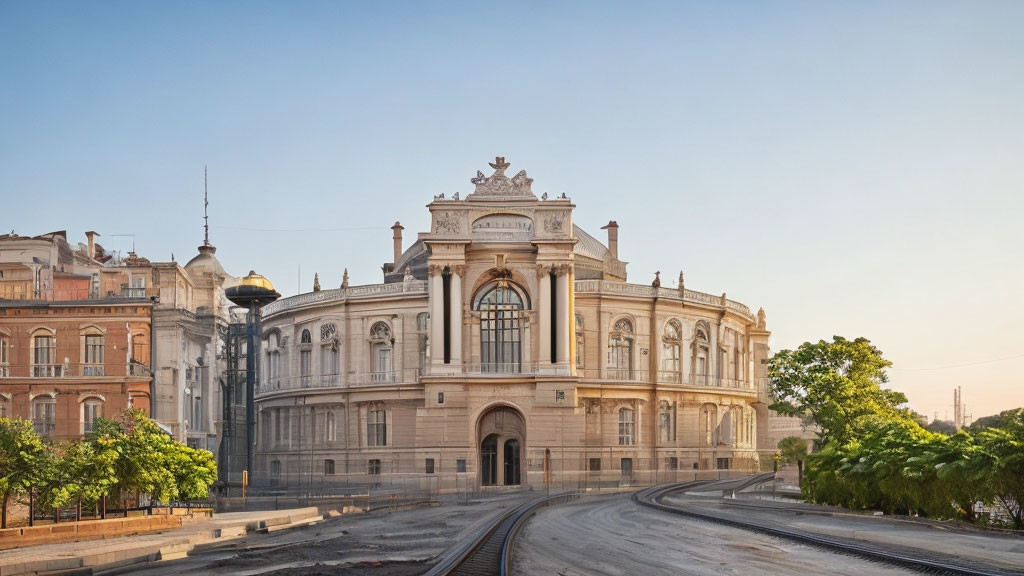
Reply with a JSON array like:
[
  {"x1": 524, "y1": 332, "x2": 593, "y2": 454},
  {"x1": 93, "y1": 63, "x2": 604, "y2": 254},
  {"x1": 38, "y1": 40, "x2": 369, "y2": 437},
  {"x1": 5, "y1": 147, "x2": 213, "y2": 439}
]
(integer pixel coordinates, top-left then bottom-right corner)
[{"x1": 0, "y1": 515, "x2": 182, "y2": 550}]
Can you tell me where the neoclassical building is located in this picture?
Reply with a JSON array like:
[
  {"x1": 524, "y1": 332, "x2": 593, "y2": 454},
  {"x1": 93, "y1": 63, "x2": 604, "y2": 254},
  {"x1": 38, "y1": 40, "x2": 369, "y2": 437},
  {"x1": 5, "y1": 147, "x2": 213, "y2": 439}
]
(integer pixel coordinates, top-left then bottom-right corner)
[{"x1": 254, "y1": 157, "x2": 772, "y2": 491}]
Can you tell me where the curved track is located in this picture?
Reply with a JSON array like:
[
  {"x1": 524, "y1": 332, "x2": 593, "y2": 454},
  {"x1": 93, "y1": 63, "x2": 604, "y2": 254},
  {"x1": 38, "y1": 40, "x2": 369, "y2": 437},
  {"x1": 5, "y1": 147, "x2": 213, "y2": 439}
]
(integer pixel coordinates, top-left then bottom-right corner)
[
  {"x1": 634, "y1": 477, "x2": 1020, "y2": 576},
  {"x1": 426, "y1": 492, "x2": 578, "y2": 576}
]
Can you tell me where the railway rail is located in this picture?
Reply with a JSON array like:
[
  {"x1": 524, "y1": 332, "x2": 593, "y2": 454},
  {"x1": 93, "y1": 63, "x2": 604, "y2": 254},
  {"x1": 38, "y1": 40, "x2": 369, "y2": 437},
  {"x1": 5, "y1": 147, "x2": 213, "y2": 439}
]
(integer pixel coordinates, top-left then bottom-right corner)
[
  {"x1": 425, "y1": 491, "x2": 578, "y2": 576},
  {"x1": 634, "y1": 476, "x2": 1021, "y2": 576}
]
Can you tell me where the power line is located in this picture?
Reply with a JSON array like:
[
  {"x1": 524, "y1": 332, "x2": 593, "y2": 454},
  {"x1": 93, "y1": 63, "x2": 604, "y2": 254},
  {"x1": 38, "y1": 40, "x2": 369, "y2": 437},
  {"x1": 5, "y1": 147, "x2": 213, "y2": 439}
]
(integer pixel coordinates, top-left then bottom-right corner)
[
  {"x1": 892, "y1": 353, "x2": 1024, "y2": 371},
  {"x1": 211, "y1": 224, "x2": 386, "y2": 233}
]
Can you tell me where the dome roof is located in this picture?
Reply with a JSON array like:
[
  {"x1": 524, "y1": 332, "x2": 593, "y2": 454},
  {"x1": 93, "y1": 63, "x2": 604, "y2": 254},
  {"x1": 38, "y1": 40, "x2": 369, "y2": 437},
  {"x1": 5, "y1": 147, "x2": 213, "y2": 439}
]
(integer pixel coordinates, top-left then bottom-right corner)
[
  {"x1": 184, "y1": 245, "x2": 226, "y2": 277},
  {"x1": 573, "y1": 225, "x2": 609, "y2": 261}
]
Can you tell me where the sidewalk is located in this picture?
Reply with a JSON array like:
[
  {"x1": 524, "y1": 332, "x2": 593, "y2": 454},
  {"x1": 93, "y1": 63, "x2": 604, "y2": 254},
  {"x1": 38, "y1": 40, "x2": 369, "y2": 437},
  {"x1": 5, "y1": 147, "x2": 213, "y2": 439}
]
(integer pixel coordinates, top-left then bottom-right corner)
[{"x1": 0, "y1": 507, "x2": 324, "y2": 576}]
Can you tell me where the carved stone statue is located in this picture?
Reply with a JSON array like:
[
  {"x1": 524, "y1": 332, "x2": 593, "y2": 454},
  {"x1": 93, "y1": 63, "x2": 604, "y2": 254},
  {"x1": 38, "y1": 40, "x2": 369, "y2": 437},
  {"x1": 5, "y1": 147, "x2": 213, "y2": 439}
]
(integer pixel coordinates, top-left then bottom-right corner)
[
  {"x1": 541, "y1": 192, "x2": 548, "y2": 200},
  {"x1": 341, "y1": 268, "x2": 349, "y2": 289},
  {"x1": 313, "y1": 273, "x2": 320, "y2": 292},
  {"x1": 757, "y1": 307, "x2": 766, "y2": 329},
  {"x1": 652, "y1": 271, "x2": 661, "y2": 288},
  {"x1": 678, "y1": 271, "x2": 685, "y2": 290}
]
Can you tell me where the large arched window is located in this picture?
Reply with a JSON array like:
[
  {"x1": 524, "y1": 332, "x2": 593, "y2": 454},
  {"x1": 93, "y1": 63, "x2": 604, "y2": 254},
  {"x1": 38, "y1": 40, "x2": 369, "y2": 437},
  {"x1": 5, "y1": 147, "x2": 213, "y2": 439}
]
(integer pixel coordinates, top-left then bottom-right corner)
[
  {"x1": 320, "y1": 323, "x2": 339, "y2": 386},
  {"x1": 82, "y1": 396, "x2": 103, "y2": 434},
  {"x1": 299, "y1": 329, "x2": 312, "y2": 386},
  {"x1": 264, "y1": 332, "x2": 281, "y2": 389},
  {"x1": 607, "y1": 318, "x2": 634, "y2": 379},
  {"x1": 475, "y1": 282, "x2": 525, "y2": 373},
  {"x1": 82, "y1": 328, "x2": 105, "y2": 376},
  {"x1": 691, "y1": 322, "x2": 710, "y2": 385},
  {"x1": 661, "y1": 320, "x2": 682, "y2": 383},
  {"x1": 32, "y1": 330, "x2": 56, "y2": 377},
  {"x1": 370, "y1": 322, "x2": 393, "y2": 382},
  {"x1": 618, "y1": 407, "x2": 635, "y2": 445}
]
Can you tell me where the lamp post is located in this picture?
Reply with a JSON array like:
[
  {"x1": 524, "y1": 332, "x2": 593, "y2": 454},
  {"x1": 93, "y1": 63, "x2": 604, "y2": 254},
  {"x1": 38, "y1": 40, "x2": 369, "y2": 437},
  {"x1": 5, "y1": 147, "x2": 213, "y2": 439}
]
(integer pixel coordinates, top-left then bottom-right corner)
[{"x1": 225, "y1": 271, "x2": 280, "y2": 486}]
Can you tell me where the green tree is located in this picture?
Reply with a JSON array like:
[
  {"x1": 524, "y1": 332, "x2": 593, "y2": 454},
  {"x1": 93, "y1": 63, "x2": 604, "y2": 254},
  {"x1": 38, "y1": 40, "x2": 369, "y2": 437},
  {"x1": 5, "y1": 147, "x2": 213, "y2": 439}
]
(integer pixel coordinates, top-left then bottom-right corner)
[
  {"x1": 975, "y1": 426, "x2": 1024, "y2": 528},
  {"x1": 769, "y1": 336, "x2": 908, "y2": 446},
  {"x1": 0, "y1": 418, "x2": 48, "y2": 528},
  {"x1": 777, "y1": 436, "x2": 808, "y2": 487}
]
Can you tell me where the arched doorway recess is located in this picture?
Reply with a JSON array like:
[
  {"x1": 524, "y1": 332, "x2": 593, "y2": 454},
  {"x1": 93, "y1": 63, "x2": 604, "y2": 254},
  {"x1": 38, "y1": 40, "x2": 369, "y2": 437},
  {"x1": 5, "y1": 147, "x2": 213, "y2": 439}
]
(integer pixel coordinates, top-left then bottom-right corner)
[{"x1": 477, "y1": 406, "x2": 526, "y2": 487}]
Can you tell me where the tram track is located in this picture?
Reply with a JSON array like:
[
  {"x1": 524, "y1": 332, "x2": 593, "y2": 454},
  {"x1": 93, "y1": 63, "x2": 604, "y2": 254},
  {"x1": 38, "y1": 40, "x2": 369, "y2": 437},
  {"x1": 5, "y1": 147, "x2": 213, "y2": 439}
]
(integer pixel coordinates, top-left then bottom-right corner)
[
  {"x1": 633, "y1": 476, "x2": 1021, "y2": 576},
  {"x1": 424, "y1": 492, "x2": 578, "y2": 576}
]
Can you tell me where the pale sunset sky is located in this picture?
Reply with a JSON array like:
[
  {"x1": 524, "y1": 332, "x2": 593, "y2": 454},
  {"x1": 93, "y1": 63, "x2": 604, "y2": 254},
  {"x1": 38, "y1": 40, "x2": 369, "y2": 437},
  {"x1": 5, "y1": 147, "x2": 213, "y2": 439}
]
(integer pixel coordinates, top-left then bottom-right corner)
[{"x1": 1, "y1": 1, "x2": 1021, "y2": 421}]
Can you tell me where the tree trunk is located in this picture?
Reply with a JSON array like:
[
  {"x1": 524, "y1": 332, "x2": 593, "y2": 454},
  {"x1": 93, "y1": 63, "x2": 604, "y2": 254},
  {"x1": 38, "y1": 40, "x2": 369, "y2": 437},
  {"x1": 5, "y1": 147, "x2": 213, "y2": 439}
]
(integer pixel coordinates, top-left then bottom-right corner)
[
  {"x1": 796, "y1": 460, "x2": 803, "y2": 488},
  {"x1": 1, "y1": 491, "x2": 8, "y2": 529},
  {"x1": 76, "y1": 496, "x2": 82, "y2": 522},
  {"x1": 100, "y1": 494, "x2": 106, "y2": 520}
]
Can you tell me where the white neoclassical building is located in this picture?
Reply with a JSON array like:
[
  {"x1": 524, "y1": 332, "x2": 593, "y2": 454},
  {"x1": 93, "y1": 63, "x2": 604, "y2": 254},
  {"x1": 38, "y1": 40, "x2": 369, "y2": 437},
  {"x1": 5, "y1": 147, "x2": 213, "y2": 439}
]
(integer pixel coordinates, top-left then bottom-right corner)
[{"x1": 254, "y1": 157, "x2": 773, "y2": 491}]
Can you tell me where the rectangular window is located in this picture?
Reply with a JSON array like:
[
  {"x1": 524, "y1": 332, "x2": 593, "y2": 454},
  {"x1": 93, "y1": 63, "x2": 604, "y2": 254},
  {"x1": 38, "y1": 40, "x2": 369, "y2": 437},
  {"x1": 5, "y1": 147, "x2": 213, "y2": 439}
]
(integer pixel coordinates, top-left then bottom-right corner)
[
  {"x1": 324, "y1": 459, "x2": 335, "y2": 475},
  {"x1": 0, "y1": 338, "x2": 8, "y2": 377},
  {"x1": 326, "y1": 412, "x2": 336, "y2": 442},
  {"x1": 33, "y1": 336, "x2": 55, "y2": 376},
  {"x1": 368, "y1": 459, "x2": 381, "y2": 475},
  {"x1": 668, "y1": 456, "x2": 678, "y2": 470},
  {"x1": 425, "y1": 458, "x2": 435, "y2": 474},
  {"x1": 367, "y1": 409, "x2": 387, "y2": 447},
  {"x1": 575, "y1": 334, "x2": 584, "y2": 368},
  {"x1": 300, "y1": 349, "x2": 311, "y2": 383},
  {"x1": 84, "y1": 334, "x2": 104, "y2": 368},
  {"x1": 456, "y1": 459, "x2": 466, "y2": 473},
  {"x1": 271, "y1": 460, "x2": 281, "y2": 476},
  {"x1": 588, "y1": 458, "x2": 601, "y2": 472},
  {"x1": 659, "y1": 410, "x2": 675, "y2": 442},
  {"x1": 618, "y1": 409, "x2": 635, "y2": 445},
  {"x1": 0, "y1": 403, "x2": 7, "y2": 418},
  {"x1": 717, "y1": 458, "x2": 731, "y2": 470},
  {"x1": 33, "y1": 400, "x2": 56, "y2": 436}
]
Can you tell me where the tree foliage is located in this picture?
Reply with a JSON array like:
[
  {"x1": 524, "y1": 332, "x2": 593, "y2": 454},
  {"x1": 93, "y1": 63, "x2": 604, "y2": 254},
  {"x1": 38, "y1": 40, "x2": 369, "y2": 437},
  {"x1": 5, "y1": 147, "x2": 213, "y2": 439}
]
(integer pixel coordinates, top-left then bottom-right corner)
[
  {"x1": 772, "y1": 337, "x2": 1024, "y2": 528},
  {"x1": 0, "y1": 410, "x2": 217, "y2": 526},
  {"x1": 769, "y1": 336, "x2": 908, "y2": 446}
]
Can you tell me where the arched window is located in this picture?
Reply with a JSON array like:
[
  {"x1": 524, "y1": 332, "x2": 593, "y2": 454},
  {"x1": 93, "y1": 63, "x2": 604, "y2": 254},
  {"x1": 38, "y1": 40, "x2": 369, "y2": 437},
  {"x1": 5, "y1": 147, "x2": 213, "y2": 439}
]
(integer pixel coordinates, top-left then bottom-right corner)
[
  {"x1": 32, "y1": 330, "x2": 56, "y2": 377},
  {"x1": 130, "y1": 332, "x2": 149, "y2": 376},
  {"x1": 691, "y1": 323, "x2": 710, "y2": 385},
  {"x1": 475, "y1": 282, "x2": 526, "y2": 373},
  {"x1": 699, "y1": 403, "x2": 718, "y2": 448},
  {"x1": 82, "y1": 397, "x2": 103, "y2": 434},
  {"x1": 575, "y1": 314, "x2": 585, "y2": 369},
  {"x1": 658, "y1": 399, "x2": 676, "y2": 443},
  {"x1": 661, "y1": 320, "x2": 682, "y2": 383},
  {"x1": 607, "y1": 318, "x2": 634, "y2": 379},
  {"x1": 32, "y1": 395, "x2": 56, "y2": 436},
  {"x1": 300, "y1": 329, "x2": 312, "y2": 344},
  {"x1": 320, "y1": 324, "x2": 340, "y2": 386},
  {"x1": 369, "y1": 322, "x2": 393, "y2": 382},
  {"x1": 299, "y1": 329, "x2": 312, "y2": 385},
  {"x1": 618, "y1": 407, "x2": 635, "y2": 445},
  {"x1": 0, "y1": 393, "x2": 11, "y2": 419}
]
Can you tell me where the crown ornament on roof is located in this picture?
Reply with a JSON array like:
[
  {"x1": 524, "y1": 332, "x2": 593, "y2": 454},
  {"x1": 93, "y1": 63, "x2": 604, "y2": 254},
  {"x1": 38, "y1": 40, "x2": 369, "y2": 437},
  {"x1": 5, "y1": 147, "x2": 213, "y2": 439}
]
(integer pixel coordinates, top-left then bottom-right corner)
[{"x1": 468, "y1": 156, "x2": 535, "y2": 199}]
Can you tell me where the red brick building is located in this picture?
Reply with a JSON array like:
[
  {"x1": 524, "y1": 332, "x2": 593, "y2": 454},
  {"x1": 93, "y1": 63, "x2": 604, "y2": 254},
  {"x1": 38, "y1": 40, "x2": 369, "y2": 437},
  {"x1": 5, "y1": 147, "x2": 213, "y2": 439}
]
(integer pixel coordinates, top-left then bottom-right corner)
[{"x1": 0, "y1": 299, "x2": 152, "y2": 439}]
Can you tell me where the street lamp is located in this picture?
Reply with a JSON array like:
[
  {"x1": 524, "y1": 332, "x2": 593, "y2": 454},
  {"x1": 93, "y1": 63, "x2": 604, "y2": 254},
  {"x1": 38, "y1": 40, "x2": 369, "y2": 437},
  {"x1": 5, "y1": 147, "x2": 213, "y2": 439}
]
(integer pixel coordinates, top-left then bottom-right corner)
[{"x1": 225, "y1": 270, "x2": 280, "y2": 486}]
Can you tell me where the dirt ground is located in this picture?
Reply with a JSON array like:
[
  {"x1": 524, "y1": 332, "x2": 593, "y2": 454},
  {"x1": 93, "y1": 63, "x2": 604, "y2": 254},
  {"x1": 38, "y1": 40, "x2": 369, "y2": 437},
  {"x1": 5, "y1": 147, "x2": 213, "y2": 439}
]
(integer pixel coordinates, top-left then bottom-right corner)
[{"x1": 111, "y1": 492, "x2": 530, "y2": 576}]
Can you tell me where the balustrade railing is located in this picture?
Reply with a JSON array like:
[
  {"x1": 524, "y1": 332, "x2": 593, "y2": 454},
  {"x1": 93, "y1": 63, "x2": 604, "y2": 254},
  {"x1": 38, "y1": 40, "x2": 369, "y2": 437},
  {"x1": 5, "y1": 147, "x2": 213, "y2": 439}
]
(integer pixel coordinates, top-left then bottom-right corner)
[
  {"x1": 262, "y1": 281, "x2": 428, "y2": 317},
  {"x1": 574, "y1": 280, "x2": 754, "y2": 318},
  {"x1": 257, "y1": 369, "x2": 421, "y2": 394},
  {"x1": 579, "y1": 368, "x2": 754, "y2": 390},
  {"x1": 461, "y1": 362, "x2": 537, "y2": 376}
]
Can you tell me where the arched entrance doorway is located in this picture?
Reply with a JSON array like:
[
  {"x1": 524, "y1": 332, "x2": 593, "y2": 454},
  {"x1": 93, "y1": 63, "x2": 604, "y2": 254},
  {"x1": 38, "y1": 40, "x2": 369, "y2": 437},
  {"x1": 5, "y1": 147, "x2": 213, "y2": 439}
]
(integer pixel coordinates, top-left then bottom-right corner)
[{"x1": 478, "y1": 406, "x2": 526, "y2": 487}]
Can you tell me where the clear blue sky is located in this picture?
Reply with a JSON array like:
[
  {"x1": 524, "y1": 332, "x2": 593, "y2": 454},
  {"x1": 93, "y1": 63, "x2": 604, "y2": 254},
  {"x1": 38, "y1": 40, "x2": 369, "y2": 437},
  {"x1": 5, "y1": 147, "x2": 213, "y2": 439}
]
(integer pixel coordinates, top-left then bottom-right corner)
[{"x1": 2, "y1": 1, "x2": 1022, "y2": 421}]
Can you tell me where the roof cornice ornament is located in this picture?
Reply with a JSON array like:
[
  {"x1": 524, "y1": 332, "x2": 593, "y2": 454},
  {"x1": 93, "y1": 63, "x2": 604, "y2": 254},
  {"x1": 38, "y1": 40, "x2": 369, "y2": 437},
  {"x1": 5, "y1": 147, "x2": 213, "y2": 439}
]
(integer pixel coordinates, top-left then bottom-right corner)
[{"x1": 467, "y1": 156, "x2": 536, "y2": 200}]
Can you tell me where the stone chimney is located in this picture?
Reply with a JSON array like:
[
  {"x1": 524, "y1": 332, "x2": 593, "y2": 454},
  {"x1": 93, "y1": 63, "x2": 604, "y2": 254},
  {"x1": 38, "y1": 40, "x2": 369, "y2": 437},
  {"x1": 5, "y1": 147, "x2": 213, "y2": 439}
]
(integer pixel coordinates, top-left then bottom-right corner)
[
  {"x1": 391, "y1": 222, "x2": 404, "y2": 264},
  {"x1": 85, "y1": 231, "x2": 99, "y2": 260},
  {"x1": 601, "y1": 221, "x2": 619, "y2": 260}
]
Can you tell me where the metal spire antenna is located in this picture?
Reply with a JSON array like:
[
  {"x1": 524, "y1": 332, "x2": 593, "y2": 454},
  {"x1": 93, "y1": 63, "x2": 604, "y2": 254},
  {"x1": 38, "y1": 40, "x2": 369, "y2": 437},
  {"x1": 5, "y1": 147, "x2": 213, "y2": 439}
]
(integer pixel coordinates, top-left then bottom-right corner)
[{"x1": 203, "y1": 165, "x2": 210, "y2": 247}]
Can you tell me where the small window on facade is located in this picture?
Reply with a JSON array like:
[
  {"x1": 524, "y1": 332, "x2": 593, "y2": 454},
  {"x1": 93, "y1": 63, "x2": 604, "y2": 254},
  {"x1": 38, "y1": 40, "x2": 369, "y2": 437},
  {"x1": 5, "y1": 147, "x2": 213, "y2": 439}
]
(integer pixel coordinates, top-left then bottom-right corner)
[
  {"x1": 425, "y1": 458, "x2": 435, "y2": 474},
  {"x1": 271, "y1": 460, "x2": 281, "y2": 476},
  {"x1": 555, "y1": 390, "x2": 565, "y2": 402},
  {"x1": 84, "y1": 334, "x2": 104, "y2": 375},
  {"x1": 32, "y1": 396, "x2": 56, "y2": 436},
  {"x1": 368, "y1": 459, "x2": 381, "y2": 475},
  {"x1": 668, "y1": 456, "x2": 679, "y2": 470},
  {"x1": 367, "y1": 409, "x2": 387, "y2": 446},
  {"x1": 324, "y1": 459, "x2": 335, "y2": 475},
  {"x1": 0, "y1": 336, "x2": 9, "y2": 377},
  {"x1": 301, "y1": 329, "x2": 312, "y2": 344},
  {"x1": 620, "y1": 458, "x2": 633, "y2": 475},
  {"x1": 588, "y1": 458, "x2": 601, "y2": 472},
  {"x1": 83, "y1": 399, "x2": 103, "y2": 434},
  {"x1": 717, "y1": 458, "x2": 730, "y2": 470},
  {"x1": 456, "y1": 459, "x2": 467, "y2": 473},
  {"x1": 437, "y1": 392, "x2": 445, "y2": 404}
]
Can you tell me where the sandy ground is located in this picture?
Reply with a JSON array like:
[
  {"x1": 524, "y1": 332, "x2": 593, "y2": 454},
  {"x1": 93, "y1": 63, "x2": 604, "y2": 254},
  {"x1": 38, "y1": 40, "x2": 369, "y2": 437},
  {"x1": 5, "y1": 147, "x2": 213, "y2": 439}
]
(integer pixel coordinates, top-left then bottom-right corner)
[
  {"x1": 107, "y1": 493, "x2": 530, "y2": 576},
  {"x1": 512, "y1": 492, "x2": 920, "y2": 576},
  {"x1": 664, "y1": 494, "x2": 1024, "y2": 573}
]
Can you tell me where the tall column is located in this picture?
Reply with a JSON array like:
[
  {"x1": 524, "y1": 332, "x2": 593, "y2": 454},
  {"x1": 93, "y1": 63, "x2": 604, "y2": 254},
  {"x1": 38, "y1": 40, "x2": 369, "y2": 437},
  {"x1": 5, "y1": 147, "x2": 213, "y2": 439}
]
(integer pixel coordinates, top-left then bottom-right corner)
[
  {"x1": 538, "y1": 268, "x2": 551, "y2": 366},
  {"x1": 429, "y1": 265, "x2": 444, "y2": 369},
  {"x1": 556, "y1": 270, "x2": 570, "y2": 370},
  {"x1": 567, "y1": 265, "x2": 576, "y2": 376},
  {"x1": 449, "y1": 266, "x2": 463, "y2": 369}
]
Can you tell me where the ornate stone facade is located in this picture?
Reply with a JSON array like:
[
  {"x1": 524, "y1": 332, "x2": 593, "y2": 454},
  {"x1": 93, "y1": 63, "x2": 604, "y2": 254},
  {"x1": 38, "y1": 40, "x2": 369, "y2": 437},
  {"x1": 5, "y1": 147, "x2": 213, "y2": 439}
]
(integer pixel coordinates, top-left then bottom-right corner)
[{"x1": 254, "y1": 158, "x2": 773, "y2": 492}]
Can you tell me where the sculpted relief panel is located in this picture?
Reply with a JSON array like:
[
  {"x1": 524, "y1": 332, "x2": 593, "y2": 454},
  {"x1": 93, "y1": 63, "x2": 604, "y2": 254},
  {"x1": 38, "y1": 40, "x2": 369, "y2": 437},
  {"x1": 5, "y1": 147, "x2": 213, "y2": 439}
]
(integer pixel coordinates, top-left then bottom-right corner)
[{"x1": 472, "y1": 214, "x2": 534, "y2": 242}]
